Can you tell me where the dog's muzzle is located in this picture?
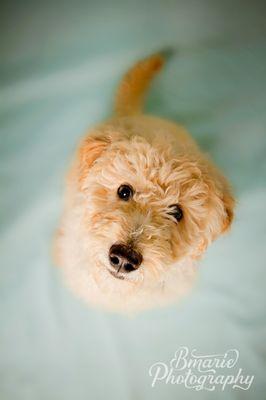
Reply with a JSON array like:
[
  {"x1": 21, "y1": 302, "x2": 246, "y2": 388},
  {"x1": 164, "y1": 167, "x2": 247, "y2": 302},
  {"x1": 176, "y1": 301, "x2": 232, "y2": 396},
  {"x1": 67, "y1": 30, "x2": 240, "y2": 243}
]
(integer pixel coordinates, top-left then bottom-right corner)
[{"x1": 108, "y1": 243, "x2": 142, "y2": 278}]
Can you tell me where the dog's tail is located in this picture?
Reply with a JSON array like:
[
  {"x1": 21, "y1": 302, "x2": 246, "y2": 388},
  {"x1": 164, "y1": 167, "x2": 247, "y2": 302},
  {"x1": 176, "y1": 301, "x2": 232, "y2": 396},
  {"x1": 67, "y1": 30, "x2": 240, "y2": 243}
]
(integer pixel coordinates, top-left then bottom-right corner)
[{"x1": 114, "y1": 48, "x2": 174, "y2": 117}]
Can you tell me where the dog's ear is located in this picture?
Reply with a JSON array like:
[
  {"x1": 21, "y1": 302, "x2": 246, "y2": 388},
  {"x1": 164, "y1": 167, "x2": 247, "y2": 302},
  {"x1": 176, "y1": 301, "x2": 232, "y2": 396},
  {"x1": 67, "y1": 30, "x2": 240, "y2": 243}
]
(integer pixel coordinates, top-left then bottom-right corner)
[
  {"x1": 211, "y1": 178, "x2": 235, "y2": 241},
  {"x1": 77, "y1": 135, "x2": 111, "y2": 185},
  {"x1": 192, "y1": 186, "x2": 235, "y2": 259},
  {"x1": 221, "y1": 189, "x2": 235, "y2": 233},
  {"x1": 204, "y1": 159, "x2": 235, "y2": 237}
]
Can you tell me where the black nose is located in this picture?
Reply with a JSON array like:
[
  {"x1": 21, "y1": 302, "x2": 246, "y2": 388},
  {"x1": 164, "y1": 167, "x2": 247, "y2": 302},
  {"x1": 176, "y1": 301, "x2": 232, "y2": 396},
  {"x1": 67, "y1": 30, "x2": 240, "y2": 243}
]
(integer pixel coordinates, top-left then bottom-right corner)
[{"x1": 109, "y1": 244, "x2": 143, "y2": 273}]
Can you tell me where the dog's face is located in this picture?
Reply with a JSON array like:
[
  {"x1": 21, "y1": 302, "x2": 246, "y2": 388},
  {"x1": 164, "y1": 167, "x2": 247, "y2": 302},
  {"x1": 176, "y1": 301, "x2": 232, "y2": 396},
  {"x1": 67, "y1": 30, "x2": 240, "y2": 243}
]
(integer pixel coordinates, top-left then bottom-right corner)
[{"x1": 76, "y1": 132, "x2": 234, "y2": 293}]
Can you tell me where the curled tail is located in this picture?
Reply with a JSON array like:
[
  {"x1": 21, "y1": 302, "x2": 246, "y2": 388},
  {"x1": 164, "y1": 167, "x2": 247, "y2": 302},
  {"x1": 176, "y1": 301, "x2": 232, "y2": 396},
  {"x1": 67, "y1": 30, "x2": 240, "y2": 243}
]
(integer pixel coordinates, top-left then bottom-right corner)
[{"x1": 114, "y1": 49, "x2": 173, "y2": 117}]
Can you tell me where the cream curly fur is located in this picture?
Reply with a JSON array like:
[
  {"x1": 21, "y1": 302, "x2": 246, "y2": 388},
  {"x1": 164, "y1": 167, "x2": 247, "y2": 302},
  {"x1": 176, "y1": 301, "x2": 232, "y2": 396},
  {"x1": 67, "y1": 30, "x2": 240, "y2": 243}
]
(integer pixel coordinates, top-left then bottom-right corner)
[{"x1": 55, "y1": 52, "x2": 234, "y2": 313}]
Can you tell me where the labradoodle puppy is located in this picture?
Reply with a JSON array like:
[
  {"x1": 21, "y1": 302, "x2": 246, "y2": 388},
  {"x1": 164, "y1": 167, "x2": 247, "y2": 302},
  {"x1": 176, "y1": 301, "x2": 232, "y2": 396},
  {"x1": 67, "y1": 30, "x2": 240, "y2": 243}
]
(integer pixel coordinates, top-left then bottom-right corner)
[{"x1": 55, "y1": 51, "x2": 234, "y2": 313}]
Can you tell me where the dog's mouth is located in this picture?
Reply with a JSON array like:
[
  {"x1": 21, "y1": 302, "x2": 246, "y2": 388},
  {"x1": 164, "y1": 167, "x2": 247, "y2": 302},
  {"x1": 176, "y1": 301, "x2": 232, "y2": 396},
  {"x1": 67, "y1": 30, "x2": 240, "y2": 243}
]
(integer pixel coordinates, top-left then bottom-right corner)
[{"x1": 108, "y1": 269, "x2": 125, "y2": 280}]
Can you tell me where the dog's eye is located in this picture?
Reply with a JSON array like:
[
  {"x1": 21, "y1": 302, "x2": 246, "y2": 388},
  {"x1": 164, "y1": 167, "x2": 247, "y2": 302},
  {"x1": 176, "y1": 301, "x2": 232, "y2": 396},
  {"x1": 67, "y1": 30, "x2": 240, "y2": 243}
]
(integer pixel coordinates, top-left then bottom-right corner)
[
  {"x1": 168, "y1": 204, "x2": 183, "y2": 222},
  {"x1": 117, "y1": 184, "x2": 134, "y2": 201}
]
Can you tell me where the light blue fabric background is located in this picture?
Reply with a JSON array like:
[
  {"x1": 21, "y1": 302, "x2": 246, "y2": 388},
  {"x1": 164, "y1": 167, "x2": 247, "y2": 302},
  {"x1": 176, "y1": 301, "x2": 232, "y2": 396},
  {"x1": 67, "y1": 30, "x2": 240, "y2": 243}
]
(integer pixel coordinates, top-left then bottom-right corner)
[{"x1": 1, "y1": 1, "x2": 266, "y2": 399}]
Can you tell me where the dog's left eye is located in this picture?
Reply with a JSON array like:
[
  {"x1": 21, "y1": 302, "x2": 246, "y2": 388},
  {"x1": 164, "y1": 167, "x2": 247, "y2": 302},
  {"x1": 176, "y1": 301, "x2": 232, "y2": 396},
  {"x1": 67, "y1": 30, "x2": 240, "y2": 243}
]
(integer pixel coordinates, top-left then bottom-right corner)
[
  {"x1": 117, "y1": 184, "x2": 134, "y2": 201},
  {"x1": 168, "y1": 204, "x2": 183, "y2": 222}
]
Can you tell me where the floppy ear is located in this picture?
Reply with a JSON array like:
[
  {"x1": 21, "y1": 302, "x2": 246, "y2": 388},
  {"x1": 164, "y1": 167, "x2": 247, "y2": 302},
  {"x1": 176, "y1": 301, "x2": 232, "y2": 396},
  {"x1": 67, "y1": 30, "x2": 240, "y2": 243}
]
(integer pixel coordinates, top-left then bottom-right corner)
[
  {"x1": 192, "y1": 186, "x2": 235, "y2": 260},
  {"x1": 221, "y1": 188, "x2": 235, "y2": 233},
  {"x1": 204, "y1": 158, "x2": 235, "y2": 236},
  {"x1": 77, "y1": 135, "x2": 111, "y2": 186}
]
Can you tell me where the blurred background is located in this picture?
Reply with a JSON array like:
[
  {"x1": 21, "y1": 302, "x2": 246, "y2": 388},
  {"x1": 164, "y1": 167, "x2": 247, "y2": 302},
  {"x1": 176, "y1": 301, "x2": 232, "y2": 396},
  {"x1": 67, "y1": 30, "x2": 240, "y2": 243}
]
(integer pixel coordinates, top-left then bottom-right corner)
[{"x1": 1, "y1": 0, "x2": 266, "y2": 399}]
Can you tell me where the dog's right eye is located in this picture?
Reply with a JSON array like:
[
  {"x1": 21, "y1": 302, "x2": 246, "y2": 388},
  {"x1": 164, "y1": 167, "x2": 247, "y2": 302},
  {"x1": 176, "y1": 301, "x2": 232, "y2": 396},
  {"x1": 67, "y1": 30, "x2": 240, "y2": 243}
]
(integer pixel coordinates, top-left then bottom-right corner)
[{"x1": 117, "y1": 184, "x2": 134, "y2": 201}]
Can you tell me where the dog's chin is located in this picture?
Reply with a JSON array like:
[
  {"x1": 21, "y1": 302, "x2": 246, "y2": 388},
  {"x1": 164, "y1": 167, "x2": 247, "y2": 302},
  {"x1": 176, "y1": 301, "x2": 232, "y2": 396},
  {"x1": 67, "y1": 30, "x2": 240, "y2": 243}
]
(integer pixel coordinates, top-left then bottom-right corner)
[
  {"x1": 106, "y1": 267, "x2": 141, "y2": 283},
  {"x1": 108, "y1": 269, "x2": 125, "y2": 280},
  {"x1": 90, "y1": 258, "x2": 139, "y2": 289}
]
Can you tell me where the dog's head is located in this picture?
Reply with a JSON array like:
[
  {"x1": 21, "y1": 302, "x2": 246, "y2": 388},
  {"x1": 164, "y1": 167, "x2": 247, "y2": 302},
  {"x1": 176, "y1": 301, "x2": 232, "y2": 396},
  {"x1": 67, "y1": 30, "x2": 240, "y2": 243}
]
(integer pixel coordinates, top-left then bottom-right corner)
[{"x1": 74, "y1": 126, "x2": 234, "y2": 295}]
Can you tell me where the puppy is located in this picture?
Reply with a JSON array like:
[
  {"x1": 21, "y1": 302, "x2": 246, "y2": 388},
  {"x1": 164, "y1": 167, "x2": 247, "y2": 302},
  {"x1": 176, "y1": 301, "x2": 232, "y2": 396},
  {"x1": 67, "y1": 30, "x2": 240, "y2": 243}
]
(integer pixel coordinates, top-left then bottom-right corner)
[{"x1": 55, "y1": 51, "x2": 234, "y2": 313}]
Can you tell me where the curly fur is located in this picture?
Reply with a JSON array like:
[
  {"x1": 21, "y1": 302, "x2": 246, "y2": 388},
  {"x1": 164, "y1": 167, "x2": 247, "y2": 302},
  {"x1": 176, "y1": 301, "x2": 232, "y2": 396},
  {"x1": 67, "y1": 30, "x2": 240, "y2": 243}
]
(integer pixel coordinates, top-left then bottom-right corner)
[{"x1": 55, "y1": 52, "x2": 234, "y2": 313}]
